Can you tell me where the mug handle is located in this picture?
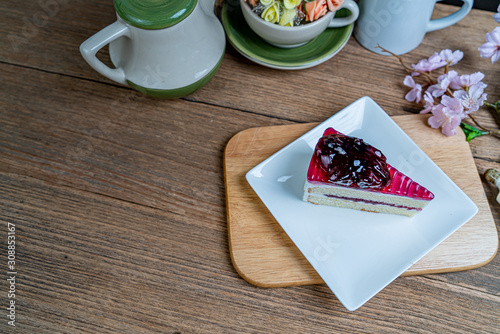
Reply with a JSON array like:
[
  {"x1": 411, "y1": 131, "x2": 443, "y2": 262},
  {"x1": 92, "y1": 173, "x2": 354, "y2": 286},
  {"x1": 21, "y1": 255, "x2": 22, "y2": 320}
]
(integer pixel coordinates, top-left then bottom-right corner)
[
  {"x1": 328, "y1": 0, "x2": 360, "y2": 28},
  {"x1": 426, "y1": 0, "x2": 473, "y2": 32},
  {"x1": 80, "y1": 21, "x2": 131, "y2": 85}
]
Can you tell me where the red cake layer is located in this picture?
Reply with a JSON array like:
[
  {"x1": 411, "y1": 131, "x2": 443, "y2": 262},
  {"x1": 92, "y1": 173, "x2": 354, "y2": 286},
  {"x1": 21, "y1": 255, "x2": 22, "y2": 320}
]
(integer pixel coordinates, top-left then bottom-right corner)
[
  {"x1": 307, "y1": 128, "x2": 434, "y2": 201},
  {"x1": 324, "y1": 194, "x2": 423, "y2": 211}
]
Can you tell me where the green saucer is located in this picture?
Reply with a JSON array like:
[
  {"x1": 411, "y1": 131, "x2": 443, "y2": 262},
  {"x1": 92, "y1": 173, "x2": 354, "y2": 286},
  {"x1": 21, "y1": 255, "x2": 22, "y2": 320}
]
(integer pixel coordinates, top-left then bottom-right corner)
[{"x1": 221, "y1": 4, "x2": 353, "y2": 70}]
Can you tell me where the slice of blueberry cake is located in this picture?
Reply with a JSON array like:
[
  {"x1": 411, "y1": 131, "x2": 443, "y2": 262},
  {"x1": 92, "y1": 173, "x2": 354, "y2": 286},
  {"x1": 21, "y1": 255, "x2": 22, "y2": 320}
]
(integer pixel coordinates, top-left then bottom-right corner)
[{"x1": 303, "y1": 128, "x2": 434, "y2": 217}]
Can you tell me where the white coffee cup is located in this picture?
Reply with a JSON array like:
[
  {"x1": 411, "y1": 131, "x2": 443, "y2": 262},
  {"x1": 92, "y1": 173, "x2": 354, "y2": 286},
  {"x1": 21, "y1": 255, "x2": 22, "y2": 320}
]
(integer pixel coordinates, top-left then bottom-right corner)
[
  {"x1": 354, "y1": 0, "x2": 473, "y2": 55},
  {"x1": 240, "y1": 0, "x2": 359, "y2": 48}
]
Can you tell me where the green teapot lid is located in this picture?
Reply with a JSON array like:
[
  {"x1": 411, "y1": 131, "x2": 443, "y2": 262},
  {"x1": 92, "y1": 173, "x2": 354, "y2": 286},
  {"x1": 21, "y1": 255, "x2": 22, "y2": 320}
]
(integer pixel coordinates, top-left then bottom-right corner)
[{"x1": 114, "y1": 0, "x2": 198, "y2": 30}]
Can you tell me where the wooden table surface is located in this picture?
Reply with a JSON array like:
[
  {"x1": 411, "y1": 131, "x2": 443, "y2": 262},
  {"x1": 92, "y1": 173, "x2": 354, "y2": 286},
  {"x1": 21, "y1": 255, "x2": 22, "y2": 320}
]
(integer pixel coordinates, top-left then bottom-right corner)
[{"x1": 1, "y1": 1, "x2": 499, "y2": 333}]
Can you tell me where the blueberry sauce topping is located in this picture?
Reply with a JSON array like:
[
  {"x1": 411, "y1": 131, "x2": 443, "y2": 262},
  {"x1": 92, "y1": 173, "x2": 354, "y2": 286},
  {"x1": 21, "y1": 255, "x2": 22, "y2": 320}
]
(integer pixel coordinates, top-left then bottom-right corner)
[{"x1": 314, "y1": 133, "x2": 391, "y2": 189}]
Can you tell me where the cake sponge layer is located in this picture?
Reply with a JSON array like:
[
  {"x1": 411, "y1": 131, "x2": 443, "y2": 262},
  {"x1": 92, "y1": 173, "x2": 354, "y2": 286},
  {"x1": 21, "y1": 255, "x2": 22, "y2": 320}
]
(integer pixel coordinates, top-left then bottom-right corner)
[
  {"x1": 304, "y1": 181, "x2": 431, "y2": 209},
  {"x1": 303, "y1": 193, "x2": 419, "y2": 217}
]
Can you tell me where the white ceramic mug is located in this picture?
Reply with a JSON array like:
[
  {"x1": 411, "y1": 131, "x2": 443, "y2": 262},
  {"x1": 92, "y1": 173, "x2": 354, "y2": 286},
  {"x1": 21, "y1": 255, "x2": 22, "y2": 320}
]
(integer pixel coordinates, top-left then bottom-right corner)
[
  {"x1": 353, "y1": 0, "x2": 473, "y2": 55},
  {"x1": 240, "y1": 0, "x2": 359, "y2": 48}
]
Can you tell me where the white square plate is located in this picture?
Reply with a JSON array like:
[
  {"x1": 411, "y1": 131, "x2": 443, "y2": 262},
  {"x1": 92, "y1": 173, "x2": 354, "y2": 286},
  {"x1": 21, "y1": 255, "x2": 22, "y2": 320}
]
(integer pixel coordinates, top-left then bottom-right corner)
[{"x1": 245, "y1": 96, "x2": 478, "y2": 311}]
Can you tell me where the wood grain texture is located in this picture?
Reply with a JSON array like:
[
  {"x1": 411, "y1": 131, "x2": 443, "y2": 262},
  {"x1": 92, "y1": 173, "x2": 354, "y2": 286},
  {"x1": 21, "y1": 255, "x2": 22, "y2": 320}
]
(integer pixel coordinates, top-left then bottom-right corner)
[
  {"x1": 225, "y1": 117, "x2": 498, "y2": 287},
  {"x1": 1, "y1": 1, "x2": 499, "y2": 333}
]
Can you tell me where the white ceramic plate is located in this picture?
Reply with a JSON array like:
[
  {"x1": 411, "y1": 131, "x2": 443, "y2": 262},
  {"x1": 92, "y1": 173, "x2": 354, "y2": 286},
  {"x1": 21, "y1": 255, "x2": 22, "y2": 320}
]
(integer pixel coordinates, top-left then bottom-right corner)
[{"x1": 246, "y1": 96, "x2": 478, "y2": 311}]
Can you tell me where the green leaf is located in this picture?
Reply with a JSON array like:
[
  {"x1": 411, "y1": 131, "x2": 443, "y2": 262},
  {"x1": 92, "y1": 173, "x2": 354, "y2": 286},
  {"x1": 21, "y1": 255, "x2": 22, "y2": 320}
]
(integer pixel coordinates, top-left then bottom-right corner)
[{"x1": 460, "y1": 123, "x2": 489, "y2": 142}]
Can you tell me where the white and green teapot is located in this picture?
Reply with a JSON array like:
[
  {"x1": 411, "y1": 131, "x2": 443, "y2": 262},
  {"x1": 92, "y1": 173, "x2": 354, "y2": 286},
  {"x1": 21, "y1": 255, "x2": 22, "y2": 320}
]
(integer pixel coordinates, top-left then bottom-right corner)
[{"x1": 80, "y1": 0, "x2": 225, "y2": 98}]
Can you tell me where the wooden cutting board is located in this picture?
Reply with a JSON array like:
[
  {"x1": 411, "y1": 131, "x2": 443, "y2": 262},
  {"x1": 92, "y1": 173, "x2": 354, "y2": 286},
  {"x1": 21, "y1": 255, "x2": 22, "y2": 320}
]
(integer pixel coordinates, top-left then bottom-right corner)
[{"x1": 223, "y1": 115, "x2": 498, "y2": 288}]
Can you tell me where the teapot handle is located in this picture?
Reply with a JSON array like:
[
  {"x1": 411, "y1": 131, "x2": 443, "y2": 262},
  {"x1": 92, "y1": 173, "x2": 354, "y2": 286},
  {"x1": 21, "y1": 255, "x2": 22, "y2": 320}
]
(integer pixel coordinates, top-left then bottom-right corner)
[{"x1": 80, "y1": 21, "x2": 131, "y2": 85}]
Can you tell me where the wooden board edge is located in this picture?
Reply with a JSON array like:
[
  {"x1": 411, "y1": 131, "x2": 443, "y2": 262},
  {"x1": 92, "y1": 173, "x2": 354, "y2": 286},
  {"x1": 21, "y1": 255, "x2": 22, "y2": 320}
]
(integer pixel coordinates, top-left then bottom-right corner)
[{"x1": 402, "y1": 243, "x2": 499, "y2": 277}]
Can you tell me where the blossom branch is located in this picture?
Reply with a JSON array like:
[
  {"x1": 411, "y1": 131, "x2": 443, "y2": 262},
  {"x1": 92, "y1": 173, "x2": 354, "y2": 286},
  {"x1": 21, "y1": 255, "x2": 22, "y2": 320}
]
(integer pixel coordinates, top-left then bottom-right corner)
[
  {"x1": 379, "y1": 4, "x2": 500, "y2": 143},
  {"x1": 381, "y1": 44, "x2": 498, "y2": 141},
  {"x1": 376, "y1": 44, "x2": 435, "y2": 83},
  {"x1": 467, "y1": 114, "x2": 491, "y2": 132}
]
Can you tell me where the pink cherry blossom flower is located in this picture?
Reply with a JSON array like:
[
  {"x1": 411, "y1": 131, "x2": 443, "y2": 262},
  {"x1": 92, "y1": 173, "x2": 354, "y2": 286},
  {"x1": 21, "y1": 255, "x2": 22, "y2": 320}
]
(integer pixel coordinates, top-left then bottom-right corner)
[
  {"x1": 428, "y1": 105, "x2": 461, "y2": 136},
  {"x1": 449, "y1": 71, "x2": 485, "y2": 90},
  {"x1": 411, "y1": 54, "x2": 446, "y2": 75},
  {"x1": 427, "y1": 72, "x2": 452, "y2": 97},
  {"x1": 494, "y1": 4, "x2": 500, "y2": 23},
  {"x1": 439, "y1": 49, "x2": 464, "y2": 66},
  {"x1": 427, "y1": 53, "x2": 448, "y2": 69},
  {"x1": 403, "y1": 75, "x2": 422, "y2": 103},
  {"x1": 442, "y1": 95, "x2": 465, "y2": 116},
  {"x1": 420, "y1": 91, "x2": 435, "y2": 114},
  {"x1": 411, "y1": 59, "x2": 429, "y2": 73},
  {"x1": 411, "y1": 59, "x2": 431, "y2": 76},
  {"x1": 443, "y1": 70, "x2": 458, "y2": 87},
  {"x1": 479, "y1": 27, "x2": 500, "y2": 64},
  {"x1": 453, "y1": 82, "x2": 488, "y2": 113},
  {"x1": 428, "y1": 96, "x2": 466, "y2": 136}
]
